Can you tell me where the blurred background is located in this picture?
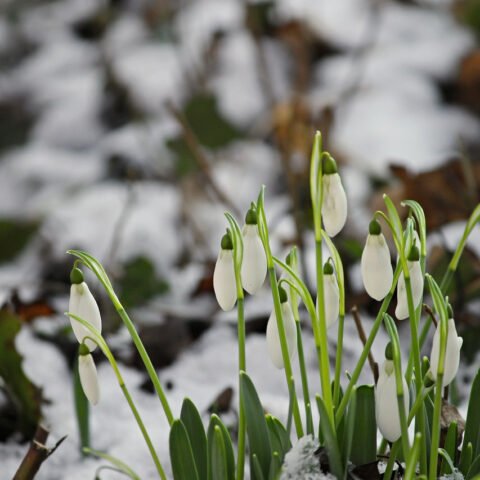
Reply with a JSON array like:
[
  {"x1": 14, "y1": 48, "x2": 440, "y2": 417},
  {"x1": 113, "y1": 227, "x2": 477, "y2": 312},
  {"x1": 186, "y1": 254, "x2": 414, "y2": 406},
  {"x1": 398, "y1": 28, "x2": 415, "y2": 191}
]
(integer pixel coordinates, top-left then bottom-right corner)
[{"x1": 1, "y1": 0, "x2": 480, "y2": 478}]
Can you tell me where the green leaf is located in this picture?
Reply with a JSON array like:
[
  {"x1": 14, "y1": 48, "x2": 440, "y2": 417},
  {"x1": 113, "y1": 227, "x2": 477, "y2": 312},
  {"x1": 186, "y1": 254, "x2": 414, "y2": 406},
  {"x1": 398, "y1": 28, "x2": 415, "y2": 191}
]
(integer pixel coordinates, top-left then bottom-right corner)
[
  {"x1": 316, "y1": 395, "x2": 343, "y2": 479},
  {"x1": 207, "y1": 415, "x2": 235, "y2": 480},
  {"x1": 461, "y1": 443, "x2": 474, "y2": 476},
  {"x1": 84, "y1": 448, "x2": 141, "y2": 480},
  {"x1": 438, "y1": 448, "x2": 457, "y2": 477},
  {"x1": 342, "y1": 387, "x2": 357, "y2": 478},
  {"x1": 467, "y1": 455, "x2": 480, "y2": 480},
  {"x1": 349, "y1": 385, "x2": 377, "y2": 467},
  {"x1": 401, "y1": 200, "x2": 427, "y2": 258},
  {"x1": 252, "y1": 454, "x2": 265, "y2": 480},
  {"x1": 180, "y1": 398, "x2": 208, "y2": 479},
  {"x1": 118, "y1": 256, "x2": 169, "y2": 308},
  {"x1": 169, "y1": 419, "x2": 199, "y2": 480},
  {"x1": 268, "y1": 451, "x2": 282, "y2": 480},
  {"x1": 73, "y1": 356, "x2": 90, "y2": 452},
  {"x1": 0, "y1": 218, "x2": 39, "y2": 264},
  {"x1": 461, "y1": 369, "x2": 480, "y2": 468},
  {"x1": 240, "y1": 372, "x2": 272, "y2": 480},
  {"x1": 383, "y1": 194, "x2": 403, "y2": 249},
  {"x1": 210, "y1": 426, "x2": 228, "y2": 480},
  {"x1": 441, "y1": 422, "x2": 458, "y2": 475},
  {"x1": 0, "y1": 309, "x2": 42, "y2": 439},
  {"x1": 266, "y1": 415, "x2": 291, "y2": 460}
]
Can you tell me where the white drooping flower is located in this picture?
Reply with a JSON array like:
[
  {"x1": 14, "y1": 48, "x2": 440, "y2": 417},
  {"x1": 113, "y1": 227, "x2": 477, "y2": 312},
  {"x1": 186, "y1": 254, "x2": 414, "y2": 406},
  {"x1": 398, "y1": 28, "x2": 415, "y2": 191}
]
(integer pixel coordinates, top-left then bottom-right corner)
[
  {"x1": 361, "y1": 220, "x2": 393, "y2": 301},
  {"x1": 213, "y1": 233, "x2": 237, "y2": 311},
  {"x1": 241, "y1": 208, "x2": 267, "y2": 295},
  {"x1": 69, "y1": 268, "x2": 102, "y2": 352},
  {"x1": 321, "y1": 156, "x2": 347, "y2": 237},
  {"x1": 79, "y1": 352, "x2": 100, "y2": 405},
  {"x1": 430, "y1": 316, "x2": 463, "y2": 387},
  {"x1": 266, "y1": 290, "x2": 297, "y2": 369},
  {"x1": 375, "y1": 358, "x2": 409, "y2": 443},
  {"x1": 318, "y1": 262, "x2": 340, "y2": 329},
  {"x1": 395, "y1": 246, "x2": 424, "y2": 320}
]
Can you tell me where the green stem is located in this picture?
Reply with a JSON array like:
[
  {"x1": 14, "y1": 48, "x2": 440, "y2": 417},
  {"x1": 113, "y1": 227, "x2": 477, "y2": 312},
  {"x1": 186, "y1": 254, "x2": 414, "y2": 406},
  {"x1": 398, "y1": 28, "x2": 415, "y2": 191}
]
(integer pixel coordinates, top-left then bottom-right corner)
[
  {"x1": 383, "y1": 441, "x2": 400, "y2": 480},
  {"x1": 268, "y1": 267, "x2": 304, "y2": 438},
  {"x1": 314, "y1": 240, "x2": 334, "y2": 426},
  {"x1": 333, "y1": 314, "x2": 345, "y2": 408},
  {"x1": 116, "y1": 306, "x2": 174, "y2": 425},
  {"x1": 67, "y1": 314, "x2": 167, "y2": 479},
  {"x1": 236, "y1": 297, "x2": 246, "y2": 480},
  {"x1": 336, "y1": 264, "x2": 401, "y2": 424},
  {"x1": 405, "y1": 433, "x2": 422, "y2": 480},
  {"x1": 404, "y1": 275, "x2": 427, "y2": 475},
  {"x1": 429, "y1": 380, "x2": 444, "y2": 480}
]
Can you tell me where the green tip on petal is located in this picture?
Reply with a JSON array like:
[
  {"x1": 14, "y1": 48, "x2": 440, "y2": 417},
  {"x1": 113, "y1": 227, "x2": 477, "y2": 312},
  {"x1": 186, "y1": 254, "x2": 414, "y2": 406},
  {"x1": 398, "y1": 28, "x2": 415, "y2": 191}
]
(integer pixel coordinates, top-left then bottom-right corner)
[
  {"x1": 79, "y1": 343, "x2": 90, "y2": 356},
  {"x1": 369, "y1": 219, "x2": 382, "y2": 235},
  {"x1": 408, "y1": 244, "x2": 420, "y2": 262},
  {"x1": 323, "y1": 154, "x2": 338, "y2": 175},
  {"x1": 245, "y1": 206, "x2": 258, "y2": 225},
  {"x1": 323, "y1": 262, "x2": 334, "y2": 275},
  {"x1": 278, "y1": 285, "x2": 288, "y2": 303},
  {"x1": 221, "y1": 231, "x2": 233, "y2": 250},
  {"x1": 385, "y1": 342, "x2": 393, "y2": 361},
  {"x1": 70, "y1": 267, "x2": 84, "y2": 285}
]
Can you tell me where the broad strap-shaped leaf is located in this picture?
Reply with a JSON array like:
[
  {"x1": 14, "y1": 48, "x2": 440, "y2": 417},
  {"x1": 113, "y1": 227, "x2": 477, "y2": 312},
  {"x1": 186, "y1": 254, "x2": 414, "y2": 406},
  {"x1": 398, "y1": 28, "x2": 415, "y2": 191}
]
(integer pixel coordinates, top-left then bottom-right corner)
[
  {"x1": 180, "y1": 398, "x2": 208, "y2": 479},
  {"x1": 210, "y1": 426, "x2": 228, "y2": 480},
  {"x1": 316, "y1": 395, "x2": 344, "y2": 479},
  {"x1": 461, "y1": 442, "x2": 474, "y2": 476},
  {"x1": 207, "y1": 415, "x2": 235, "y2": 480},
  {"x1": 461, "y1": 368, "x2": 480, "y2": 467},
  {"x1": 240, "y1": 372, "x2": 272, "y2": 480},
  {"x1": 467, "y1": 454, "x2": 480, "y2": 480},
  {"x1": 342, "y1": 387, "x2": 357, "y2": 478},
  {"x1": 440, "y1": 422, "x2": 458, "y2": 475},
  {"x1": 349, "y1": 385, "x2": 377, "y2": 467},
  {"x1": 266, "y1": 415, "x2": 291, "y2": 460},
  {"x1": 169, "y1": 420, "x2": 199, "y2": 480},
  {"x1": 268, "y1": 452, "x2": 282, "y2": 480}
]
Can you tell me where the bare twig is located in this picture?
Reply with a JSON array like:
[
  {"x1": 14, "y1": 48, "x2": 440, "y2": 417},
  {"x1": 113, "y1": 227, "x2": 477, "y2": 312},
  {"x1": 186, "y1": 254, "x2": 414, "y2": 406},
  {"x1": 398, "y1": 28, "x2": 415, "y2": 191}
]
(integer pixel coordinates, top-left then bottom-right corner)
[
  {"x1": 13, "y1": 425, "x2": 66, "y2": 480},
  {"x1": 165, "y1": 100, "x2": 241, "y2": 218},
  {"x1": 351, "y1": 306, "x2": 379, "y2": 383},
  {"x1": 423, "y1": 304, "x2": 438, "y2": 329}
]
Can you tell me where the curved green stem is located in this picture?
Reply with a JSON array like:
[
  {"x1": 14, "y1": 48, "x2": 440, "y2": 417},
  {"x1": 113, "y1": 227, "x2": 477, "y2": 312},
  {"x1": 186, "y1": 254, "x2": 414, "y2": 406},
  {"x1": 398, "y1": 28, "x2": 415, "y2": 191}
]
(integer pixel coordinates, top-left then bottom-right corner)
[{"x1": 67, "y1": 313, "x2": 167, "y2": 480}]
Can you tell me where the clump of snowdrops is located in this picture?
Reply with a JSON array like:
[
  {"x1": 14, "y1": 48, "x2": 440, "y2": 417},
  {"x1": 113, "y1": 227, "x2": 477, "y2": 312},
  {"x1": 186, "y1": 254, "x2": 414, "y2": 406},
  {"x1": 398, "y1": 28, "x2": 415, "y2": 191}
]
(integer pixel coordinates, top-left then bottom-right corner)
[{"x1": 67, "y1": 132, "x2": 480, "y2": 480}]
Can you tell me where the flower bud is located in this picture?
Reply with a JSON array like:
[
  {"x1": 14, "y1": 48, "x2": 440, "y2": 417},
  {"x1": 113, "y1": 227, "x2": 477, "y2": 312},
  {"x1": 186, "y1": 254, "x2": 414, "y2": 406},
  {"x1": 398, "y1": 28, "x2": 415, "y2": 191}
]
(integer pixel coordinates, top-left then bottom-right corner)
[
  {"x1": 319, "y1": 262, "x2": 340, "y2": 329},
  {"x1": 395, "y1": 259, "x2": 423, "y2": 320},
  {"x1": 266, "y1": 295, "x2": 297, "y2": 369},
  {"x1": 69, "y1": 269, "x2": 102, "y2": 352},
  {"x1": 213, "y1": 232, "x2": 237, "y2": 311},
  {"x1": 321, "y1": 156, "x2": 347, "y2": 237},
  {"x1": 79, "y1": 352, "x2": 100, "y2": 405},
  {"x1": 430, "y1": 318, "x2": 463, "y2": 387},
  {"x1": 241, "y1": 208, "x2": 267, "y2": 295},
  {"x1": 361, "y1": 221, "x2": 393, "y2": 301},
  {"x1": 375, "y1": 360, "x2": 409, "y2": 442}
]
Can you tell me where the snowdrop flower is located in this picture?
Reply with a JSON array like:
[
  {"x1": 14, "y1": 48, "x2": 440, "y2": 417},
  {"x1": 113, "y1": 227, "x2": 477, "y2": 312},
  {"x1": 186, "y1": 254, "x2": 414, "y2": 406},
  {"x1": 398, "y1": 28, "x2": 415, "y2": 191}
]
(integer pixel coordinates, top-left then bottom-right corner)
[
  {"x1": 395, "y1": 245, "x2": 423, "y2": 320},
  {"x1": 375, "y1": 346, "x2": 409, "y2": 443},
  {"x1": 78, "y1": 345, "x2": 100, "y2": 405},
  {"x1": 361, "y1": 220, "x2": 393, "y2": 301},
  {"x1": 69, "y1": 267, "x2": 102, "y2": 352},
  {"x1": 213, "y1": 232, "x2": 237, "y2": 311},
  {"x1": 319, "y1": 262, "x2": 339, "y2": 329},
  {"x1": 266, "y1": 287, "x2": 297, "y2": 369},
  {"x1": 430, "y1": 310, "x2": 463, "y2": 387},
  {"x1": 321, "y1": 155, "x2": 347, "y2": 237},
  {"x1": 241, "y1": 206, "x2": 267, "y2": 295}
]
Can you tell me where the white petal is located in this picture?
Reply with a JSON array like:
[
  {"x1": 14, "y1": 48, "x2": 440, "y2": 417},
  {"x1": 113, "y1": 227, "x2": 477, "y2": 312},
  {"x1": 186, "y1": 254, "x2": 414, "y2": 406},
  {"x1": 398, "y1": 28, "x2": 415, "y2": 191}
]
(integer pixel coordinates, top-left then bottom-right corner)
[
  {"x1": 241, "y1": 225, "x2": 267, "y2": 295},
  {"x1": 361, "y1": 234, "x2": 393, "y2": 301},
  {"x1": 395, "y1": 261, "x2": 423, "y2": 320},
  {"x1": 79, "y1": 354, "x2": 100, "y2": 405},
  {"x1": 266, "y1": 302, "x2": 297, "y2": 369},
  {"x1": 321, "y1": 173, "x2": 347, "y2": 237},
  {"x1": 375, "y1": 360, "x2": 409, "y2": 442},
  {"x1": 430, "y1": 318, "x2": 462, "y2": 386},
  {"x1": 69, "y1": 282, "x2": 102, "y2": 351},
  {"x1": 213, "y1": 250, "x2": 237, "y2": 311},
  {"x1": 321, "y1": 273, "x2": 339, "y2": 329}
]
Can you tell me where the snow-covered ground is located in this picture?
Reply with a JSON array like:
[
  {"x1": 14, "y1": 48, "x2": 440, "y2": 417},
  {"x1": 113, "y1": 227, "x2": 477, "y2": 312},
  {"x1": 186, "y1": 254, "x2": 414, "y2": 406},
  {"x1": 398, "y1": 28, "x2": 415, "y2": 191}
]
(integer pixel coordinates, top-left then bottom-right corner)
[{"x1": 1, "y1": 0, "x2": 479, "y2": 478}]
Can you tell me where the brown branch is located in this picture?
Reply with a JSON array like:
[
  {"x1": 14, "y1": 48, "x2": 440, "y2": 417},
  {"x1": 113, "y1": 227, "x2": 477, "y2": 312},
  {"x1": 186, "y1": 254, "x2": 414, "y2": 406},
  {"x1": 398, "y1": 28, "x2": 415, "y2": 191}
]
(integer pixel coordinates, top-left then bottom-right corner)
[
  {"x1": 165, "y1": 100, "x2": 241, "y2": 218},
  {"x1": 13, "y1": 425, "x2": 66, "y2": 480},
  {"x1": 351, "y1": 306, "x2": 379, "y2": 383},
  {"x1": 423, "y1": 304, "x2": 438, "y2": 329}
]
